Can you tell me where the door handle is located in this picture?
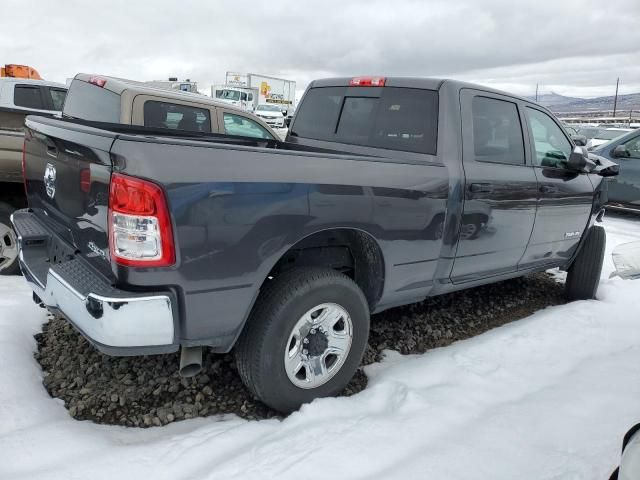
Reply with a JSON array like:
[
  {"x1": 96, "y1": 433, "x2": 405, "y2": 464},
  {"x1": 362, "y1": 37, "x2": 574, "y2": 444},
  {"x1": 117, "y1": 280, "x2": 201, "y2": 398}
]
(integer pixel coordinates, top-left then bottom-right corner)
[
  {"x1": 46, "y1": 143, "x2": 58, "y2": 158},
  {"x1": 539, "y1": 185, "x2": 557, "y2": 193},
  {"x1": 469, "y1": 183, "x2": 493, "y2": 193}
]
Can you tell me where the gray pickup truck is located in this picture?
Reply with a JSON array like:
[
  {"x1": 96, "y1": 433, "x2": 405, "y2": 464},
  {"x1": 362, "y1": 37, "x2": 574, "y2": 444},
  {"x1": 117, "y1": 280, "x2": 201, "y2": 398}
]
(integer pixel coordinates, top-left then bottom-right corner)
[
  {"x1": 12, "y1": 74, "x2": 617, "y2": 412},
  {"x1": 0, "y1": 77, "x2": 67, "y2": 274}
]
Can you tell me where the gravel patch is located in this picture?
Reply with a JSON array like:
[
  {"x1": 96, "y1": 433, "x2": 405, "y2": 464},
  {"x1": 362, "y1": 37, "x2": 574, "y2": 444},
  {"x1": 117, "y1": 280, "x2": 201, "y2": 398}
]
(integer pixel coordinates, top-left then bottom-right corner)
[{"x1": 34, "y1": 272, "x2": 565, "y2": 426}]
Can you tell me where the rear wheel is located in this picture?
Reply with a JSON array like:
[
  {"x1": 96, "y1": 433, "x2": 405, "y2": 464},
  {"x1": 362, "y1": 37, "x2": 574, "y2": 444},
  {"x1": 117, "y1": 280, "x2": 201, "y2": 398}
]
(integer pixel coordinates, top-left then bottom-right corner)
[
  {"x1": 235, "y1": 267, "x2": 370, "y2": 413},
  {"x1": 0, "y1": 202, "x2": 19, "y2": 276},
  {"x1": 565, "y1": 225, "x2": 606, "y2": 301}
]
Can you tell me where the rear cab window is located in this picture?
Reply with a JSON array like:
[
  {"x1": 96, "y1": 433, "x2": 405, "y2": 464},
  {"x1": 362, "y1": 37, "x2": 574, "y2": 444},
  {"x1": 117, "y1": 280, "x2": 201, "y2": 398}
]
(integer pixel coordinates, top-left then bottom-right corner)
[
  {"x1": 47, "y1": 87, "x2": 67, "y2": 111},
  {"x1": 14, "y1": 84, "x2": 67, "y2": 111},
  {"x1": 143, "y1": 101, "x2": 211, "y2": 133},
  {"x1": 63, "y1": 79, "x2": 121, "y2": 123},
  {"x1": 291, "y1": 86, "x2": 438, "y2": 155},
  {"x1": 14, "y1": 85, "x2": 46, "y2": 110}
]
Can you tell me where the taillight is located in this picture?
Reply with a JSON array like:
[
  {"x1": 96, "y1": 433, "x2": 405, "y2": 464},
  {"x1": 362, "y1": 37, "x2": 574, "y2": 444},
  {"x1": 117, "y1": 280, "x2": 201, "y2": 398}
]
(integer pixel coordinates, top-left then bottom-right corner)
[
  {"x1": 21, "y1": 140, "x2": 27, "y2": 195},
  {"x1": 89, "y1": 76, "x2": 107, "y2": 87},
  {"x1": 80, "y1": 168, "x2": 91, "y2": 193},
  {"x1": 108, "y1": 173, "x2": 175, "y2": 267},
  {"x1": 349, "y1": 76, "x2": 386, "y2": 87}
]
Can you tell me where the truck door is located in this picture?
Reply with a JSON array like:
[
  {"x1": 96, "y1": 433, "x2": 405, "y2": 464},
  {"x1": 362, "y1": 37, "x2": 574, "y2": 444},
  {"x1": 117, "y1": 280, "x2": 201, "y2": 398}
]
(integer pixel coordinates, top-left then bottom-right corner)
[
  {"x1": 451, "y1": 90, "x2": 538, "y2": 283},
  {"x1": 518, "y1": 106, "x2": 593, "y2": 268}
]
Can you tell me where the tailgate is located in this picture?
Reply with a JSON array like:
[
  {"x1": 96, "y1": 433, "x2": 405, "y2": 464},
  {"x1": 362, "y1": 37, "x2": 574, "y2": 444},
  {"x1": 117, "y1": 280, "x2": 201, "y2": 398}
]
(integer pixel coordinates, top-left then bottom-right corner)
[{"x1": 23, "y1": 116, "x2": 116, "y2": 274}]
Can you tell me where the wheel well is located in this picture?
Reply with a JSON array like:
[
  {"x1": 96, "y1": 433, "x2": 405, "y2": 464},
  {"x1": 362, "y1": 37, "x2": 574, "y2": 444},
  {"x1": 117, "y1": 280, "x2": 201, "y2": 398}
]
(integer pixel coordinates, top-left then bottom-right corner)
[{"x1": 267, "y1": 229, "x2": 385, "y2": 308}]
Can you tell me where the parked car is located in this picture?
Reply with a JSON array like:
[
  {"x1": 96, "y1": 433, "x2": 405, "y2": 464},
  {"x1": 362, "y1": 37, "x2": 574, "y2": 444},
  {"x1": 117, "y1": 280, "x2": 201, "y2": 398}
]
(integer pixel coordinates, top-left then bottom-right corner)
[
  {"x1": 253, "y1": 103, "x2": 286, "y2": 128},
  {"x1": 62, "y1": 74, "x2": 279, "y2": 139},
  {"x1": 0, "y1": 77, "x2": 67, "y2": 274},
  {"x1": 578, "y1": 127, "x2": 633, "y2": 149},
  {"x1": 590, "y1": 128, "x2": 640, "y2": 211},
  {"x1": 12, "y1": 76, "x2": 617, "y2": 412},
  {"x1": 609, "y1": 423, "x2": 640, "y2": 480}
]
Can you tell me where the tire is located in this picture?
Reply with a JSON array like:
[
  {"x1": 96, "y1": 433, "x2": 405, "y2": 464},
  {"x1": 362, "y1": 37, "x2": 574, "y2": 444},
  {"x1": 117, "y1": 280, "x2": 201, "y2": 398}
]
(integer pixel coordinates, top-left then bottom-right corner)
[
  {"x1": 0, "y1": 202, "x2": 20, "y2": 276},
  {"x1": 235, "y1": 267, "x2": 370, "y2": 413},
  {"x1": 565, "y1": 225, "x2": 606, "y2": 301}
]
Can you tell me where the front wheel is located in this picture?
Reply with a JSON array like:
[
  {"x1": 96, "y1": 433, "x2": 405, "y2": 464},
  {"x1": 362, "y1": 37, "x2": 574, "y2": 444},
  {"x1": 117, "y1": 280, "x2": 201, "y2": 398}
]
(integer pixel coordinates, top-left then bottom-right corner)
[
  {"x1": 565, "y1": 225, "x2": 606, "y2": 300},
  {"x1": 235, "y1": 267, "x2": 370, "y2": 413}
]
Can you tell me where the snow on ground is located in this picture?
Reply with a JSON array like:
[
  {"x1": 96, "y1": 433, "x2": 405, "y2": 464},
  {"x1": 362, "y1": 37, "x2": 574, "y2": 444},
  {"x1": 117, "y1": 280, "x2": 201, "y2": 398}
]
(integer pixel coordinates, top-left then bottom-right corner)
[{"x1": 1, "y1": 216, "x2": 640, "y2": 479}]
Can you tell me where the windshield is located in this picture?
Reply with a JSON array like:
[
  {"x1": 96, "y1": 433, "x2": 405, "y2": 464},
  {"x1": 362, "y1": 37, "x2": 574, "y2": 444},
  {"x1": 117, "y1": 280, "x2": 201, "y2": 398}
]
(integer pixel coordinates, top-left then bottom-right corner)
[
  {"x1": 256, "y1": 104, "x2": 282, "y2": 112},
  {"x1": 220, "y1": 90, "x2": 241, "y2": 101}
]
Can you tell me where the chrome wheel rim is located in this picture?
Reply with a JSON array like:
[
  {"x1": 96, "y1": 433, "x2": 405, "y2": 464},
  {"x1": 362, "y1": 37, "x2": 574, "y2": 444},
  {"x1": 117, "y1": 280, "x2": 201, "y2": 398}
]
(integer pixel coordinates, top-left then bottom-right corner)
[
  {"x1": 284, "y1": 303, "x2": 353, "y2": 389},
  {"x1": 0, "y1": 222, "x2": 18, "y2": 272}
]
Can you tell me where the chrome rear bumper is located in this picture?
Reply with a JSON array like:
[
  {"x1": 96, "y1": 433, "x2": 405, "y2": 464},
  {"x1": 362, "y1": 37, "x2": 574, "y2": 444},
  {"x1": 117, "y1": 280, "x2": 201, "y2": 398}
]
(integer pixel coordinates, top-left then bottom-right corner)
[{"x1": 11, "y1": 209, "x2": 177, "y2": 355}]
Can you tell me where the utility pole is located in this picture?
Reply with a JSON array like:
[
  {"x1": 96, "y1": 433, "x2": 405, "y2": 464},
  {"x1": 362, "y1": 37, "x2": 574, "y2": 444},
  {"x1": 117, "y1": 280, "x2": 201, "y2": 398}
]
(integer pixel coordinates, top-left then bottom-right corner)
[
  {"x1": 535, "y1": 83, "x2": 539, "y2": 102},
  {"x1": 613, "y1": 77, "x2": 619, "y2": 118}
]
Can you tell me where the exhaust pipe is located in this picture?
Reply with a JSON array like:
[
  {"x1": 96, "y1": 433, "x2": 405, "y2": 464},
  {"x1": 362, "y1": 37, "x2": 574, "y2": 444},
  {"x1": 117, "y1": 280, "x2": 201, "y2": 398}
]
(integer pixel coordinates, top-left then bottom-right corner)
[{"x1": 179, "y1": 346, "x2": 203, "y2": 378}]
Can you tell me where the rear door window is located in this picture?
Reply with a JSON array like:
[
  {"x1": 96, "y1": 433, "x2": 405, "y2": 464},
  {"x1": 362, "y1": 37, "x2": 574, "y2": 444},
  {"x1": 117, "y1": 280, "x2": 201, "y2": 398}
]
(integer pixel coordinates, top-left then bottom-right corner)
[
  {"x1": 291, "y1": 86, "x2": 438, "y2": 155},
  {"x1": 471, "y1": 96, "x2": 525, "y2": 165},
  {"x1": 223, "y1": 112, "x2": 275, "y2": 139},
  {"x1": 63, "y1": 80, "x2": 121, "y2": 123},
  {"x1": 144, "y1": 101, "x2": 211, "y2": 133},
  {"x1": 14, "y1": 85, "x2": 46, "y2": 110}
]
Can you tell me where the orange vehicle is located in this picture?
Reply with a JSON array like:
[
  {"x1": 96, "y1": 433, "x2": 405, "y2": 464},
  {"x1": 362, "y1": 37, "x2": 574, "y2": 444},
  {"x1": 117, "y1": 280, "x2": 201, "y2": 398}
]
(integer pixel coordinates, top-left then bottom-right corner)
[{"x1": 0, "y1": 64, "x2": 42, "y2": 80}]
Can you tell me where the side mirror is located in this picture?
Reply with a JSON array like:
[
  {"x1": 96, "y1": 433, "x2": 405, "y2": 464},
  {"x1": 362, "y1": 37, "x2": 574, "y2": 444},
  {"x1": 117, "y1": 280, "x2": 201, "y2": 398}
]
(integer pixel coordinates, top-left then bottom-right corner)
[
  {"x1": 567, "y1": 147, "x2": 596, "y2": 173},
  {"x1": 612, "y1": 144, "x2": 630, "y2": 158},
  {"x1": 571, "y1": 134, "x2": 587, "y2": 147},
  {"x1": 589, "y1": 153, "x2": 620, "y2": 177}
]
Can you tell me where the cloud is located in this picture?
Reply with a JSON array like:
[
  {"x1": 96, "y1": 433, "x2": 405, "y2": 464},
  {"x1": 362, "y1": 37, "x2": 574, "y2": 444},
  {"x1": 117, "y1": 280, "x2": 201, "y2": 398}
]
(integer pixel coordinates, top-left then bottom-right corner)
[{"x1": 2, "y1": 0, "x2": 639, "y2": 98}]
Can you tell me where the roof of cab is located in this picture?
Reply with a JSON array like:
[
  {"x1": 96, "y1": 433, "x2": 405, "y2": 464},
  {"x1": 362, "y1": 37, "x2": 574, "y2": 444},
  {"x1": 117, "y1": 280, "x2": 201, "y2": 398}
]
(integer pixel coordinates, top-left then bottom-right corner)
[{"x1": 73, "y1": 73, "x2": 242, "y2": 111}]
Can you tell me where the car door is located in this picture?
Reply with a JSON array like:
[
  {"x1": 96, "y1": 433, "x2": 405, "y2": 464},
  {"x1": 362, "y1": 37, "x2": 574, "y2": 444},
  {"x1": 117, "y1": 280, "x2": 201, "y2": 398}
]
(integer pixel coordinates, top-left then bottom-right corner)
[
  {"x1": 451, "y1": 90, "x2": 538, "y2": 283},
  {"x1": 607, "y1": 133, "x2": 640, "y2": 208},
  {"x1": 519, "y1": 106, "x2": 594, "y2": 268}
]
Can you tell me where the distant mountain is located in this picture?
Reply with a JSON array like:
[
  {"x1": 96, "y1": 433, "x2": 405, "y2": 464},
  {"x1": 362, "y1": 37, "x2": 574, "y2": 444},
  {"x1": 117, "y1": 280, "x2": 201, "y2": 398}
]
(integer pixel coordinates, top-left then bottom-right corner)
[
  {"x1": 533, "y1": 92, "x2": 584, "y2": 107},
  {"x1": 528, "y1": 92, "x2": 640, "y2": 114}
]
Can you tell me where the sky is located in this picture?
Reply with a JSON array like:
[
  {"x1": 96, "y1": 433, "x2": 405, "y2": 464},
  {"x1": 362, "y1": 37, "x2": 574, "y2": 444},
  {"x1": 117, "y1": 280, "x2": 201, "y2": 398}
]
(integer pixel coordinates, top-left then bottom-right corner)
[{"x1": 3, "y1": 0, "x2": 640, "y2": 99}]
